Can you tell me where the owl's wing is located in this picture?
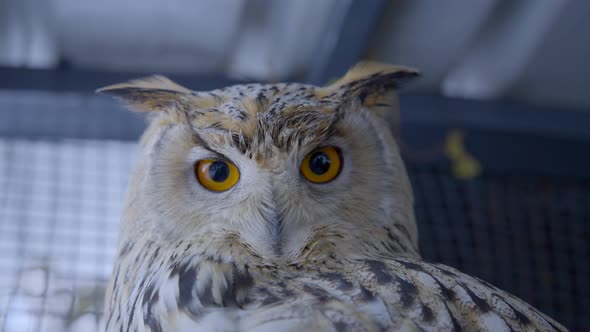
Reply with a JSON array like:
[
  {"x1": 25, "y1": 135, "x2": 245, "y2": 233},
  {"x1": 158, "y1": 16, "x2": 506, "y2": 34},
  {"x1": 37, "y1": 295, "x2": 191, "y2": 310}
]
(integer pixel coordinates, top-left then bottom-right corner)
[
  {"x1": 142, "y1": 261, "x2": 425, "y2": 332},
  {"x1": 119, "y1": 256, "x2": 567, "y2": 331},
  {"x1": 343, "y1": 257, "x2": 568, "y2": 331},
  {"x1": 238, "y1": 258, "x2": 567, "y2": 332}
]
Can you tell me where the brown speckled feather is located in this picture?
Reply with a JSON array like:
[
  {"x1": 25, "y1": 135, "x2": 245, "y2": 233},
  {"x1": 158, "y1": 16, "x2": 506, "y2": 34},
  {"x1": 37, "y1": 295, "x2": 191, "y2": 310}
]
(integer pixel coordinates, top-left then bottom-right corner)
[
  {"x1": 99, "y1": 63, "x2": 567, "y2": 332},
  {"x1": 106, "y1": 240, "x2": 565, "y2": 331}
]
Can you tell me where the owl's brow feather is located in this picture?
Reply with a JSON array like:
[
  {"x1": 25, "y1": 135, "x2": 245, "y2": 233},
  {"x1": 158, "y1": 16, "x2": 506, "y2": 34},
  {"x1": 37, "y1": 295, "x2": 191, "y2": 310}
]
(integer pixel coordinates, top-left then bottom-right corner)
[
  {"x1": 185, "y1": 129, "x2": 236, "y2": 160},
  {"x1": 181, "y1": 97, "x2": 343, "y2": 159},
  {"x1": 175, "y1": 109, "x2": 235, "y2": 159},
  {"x1": 178, "y1": 109, "x2": 214, "y2": 151}
]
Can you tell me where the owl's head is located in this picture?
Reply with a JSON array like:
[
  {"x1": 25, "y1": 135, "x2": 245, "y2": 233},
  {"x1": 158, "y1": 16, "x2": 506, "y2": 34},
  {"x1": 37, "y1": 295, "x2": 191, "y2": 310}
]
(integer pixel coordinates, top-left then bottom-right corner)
[{"x1": 99, "y1": 63, "x2": 420, "y2": 266}]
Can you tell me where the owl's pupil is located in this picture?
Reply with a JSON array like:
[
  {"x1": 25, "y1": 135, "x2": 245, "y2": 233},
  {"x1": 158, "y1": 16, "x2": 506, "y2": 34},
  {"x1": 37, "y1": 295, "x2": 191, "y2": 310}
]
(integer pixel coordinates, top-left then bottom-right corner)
[
  {"x1": 309, "y1": 152, "x2": 331, "y2": 175},
  {"x1": 209, "y1": 161, "x2": 230, "y2": 182}
]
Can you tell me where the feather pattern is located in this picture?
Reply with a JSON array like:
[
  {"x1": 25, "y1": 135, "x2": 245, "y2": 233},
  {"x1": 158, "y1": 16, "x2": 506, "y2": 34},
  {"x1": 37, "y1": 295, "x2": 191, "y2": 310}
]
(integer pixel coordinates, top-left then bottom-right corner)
[
  {"x1": 99, "y1": 63, "x2": 567, "y2": 331},
  {"x1": 105, "y1": 239, "x2": 565, "y2": 331}
]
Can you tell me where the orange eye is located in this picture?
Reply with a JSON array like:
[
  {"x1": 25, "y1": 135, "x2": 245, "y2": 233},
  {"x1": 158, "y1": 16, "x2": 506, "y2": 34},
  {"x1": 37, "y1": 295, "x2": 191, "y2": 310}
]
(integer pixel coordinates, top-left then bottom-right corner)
[
  {"x1": 301, "y1": 146, "x2": 342, "y2": 184},
  {"x1": 195, "y1": 159, "x2": 240, "y2": 192}
]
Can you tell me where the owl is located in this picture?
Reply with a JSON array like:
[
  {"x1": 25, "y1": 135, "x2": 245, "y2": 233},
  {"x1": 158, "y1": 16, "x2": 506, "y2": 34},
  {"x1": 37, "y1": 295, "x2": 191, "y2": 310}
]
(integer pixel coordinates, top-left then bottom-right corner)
[{"x1": 98, "y1": 63, "x2": 566, "y2": 331}]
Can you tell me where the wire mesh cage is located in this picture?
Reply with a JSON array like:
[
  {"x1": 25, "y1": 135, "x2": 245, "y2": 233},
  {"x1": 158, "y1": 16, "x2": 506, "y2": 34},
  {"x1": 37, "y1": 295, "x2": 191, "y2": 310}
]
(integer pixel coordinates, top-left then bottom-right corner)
[
  {"x1": 0, "y1": 139, "x2": 134, "y2": 331},
  {"x1": 0, "y1": 91, "x2": 141, "y2": 331},
  {"x1": 0, "y1": 89, "x2": 588, "y2": 331},
  {"x1": 412, "y1": 165, "x2": 590, "y2": 331}
]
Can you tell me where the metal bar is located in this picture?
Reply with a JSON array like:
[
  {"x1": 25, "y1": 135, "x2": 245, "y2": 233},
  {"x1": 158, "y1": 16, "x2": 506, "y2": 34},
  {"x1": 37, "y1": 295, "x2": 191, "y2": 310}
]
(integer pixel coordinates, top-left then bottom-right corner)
[{"x1": 305, "y1": 0, "x2": 387, "y2": 85}]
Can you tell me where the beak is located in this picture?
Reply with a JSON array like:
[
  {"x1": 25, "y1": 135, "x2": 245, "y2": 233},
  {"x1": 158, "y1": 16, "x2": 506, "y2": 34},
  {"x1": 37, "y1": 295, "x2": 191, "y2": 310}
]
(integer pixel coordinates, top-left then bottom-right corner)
[{"x1": 269, "y1": 210, "x2": 284, "y2": 257}]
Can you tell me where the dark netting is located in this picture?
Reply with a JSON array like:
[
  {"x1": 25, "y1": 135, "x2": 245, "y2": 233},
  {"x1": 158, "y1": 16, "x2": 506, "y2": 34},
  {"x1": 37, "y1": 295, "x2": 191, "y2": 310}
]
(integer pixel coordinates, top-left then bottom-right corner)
[{"x1": 410, "y1": 164, "x2": 590, "y2": 332}]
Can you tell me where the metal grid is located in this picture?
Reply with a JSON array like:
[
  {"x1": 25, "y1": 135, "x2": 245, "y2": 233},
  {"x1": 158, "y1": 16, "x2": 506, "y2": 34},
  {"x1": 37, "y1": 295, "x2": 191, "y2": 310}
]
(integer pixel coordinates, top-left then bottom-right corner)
[
  {"x1": 0, "y1": 138, "x2": 588, "y2": 331},
  {"x1": 0, "y1": 139, "x2": 135, "y2": 332},
  {"x1": 412, "y1": 165, "x2": 590, "y2": 332}
]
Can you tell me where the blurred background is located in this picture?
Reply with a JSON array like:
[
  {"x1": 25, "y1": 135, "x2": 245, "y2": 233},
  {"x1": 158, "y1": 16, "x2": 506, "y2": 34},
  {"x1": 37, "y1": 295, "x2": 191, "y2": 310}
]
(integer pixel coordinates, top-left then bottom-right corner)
[{"x1": 0, "y1": 0, "x2": 588, "y2": 331}]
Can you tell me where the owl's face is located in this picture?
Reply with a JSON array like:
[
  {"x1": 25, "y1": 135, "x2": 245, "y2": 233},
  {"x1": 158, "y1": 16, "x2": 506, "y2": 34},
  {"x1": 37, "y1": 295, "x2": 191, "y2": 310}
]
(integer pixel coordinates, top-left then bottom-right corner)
[{"x1": 100, "y1": 63, "x2": 420, "y2": 265}]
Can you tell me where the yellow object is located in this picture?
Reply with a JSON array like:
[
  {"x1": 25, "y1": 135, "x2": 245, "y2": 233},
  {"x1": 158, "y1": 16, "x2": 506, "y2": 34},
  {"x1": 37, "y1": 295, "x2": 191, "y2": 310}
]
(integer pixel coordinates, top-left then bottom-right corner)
[
  {"x1": 445, "y1": 129, "x2": 482, "y2": 179},
  {"x1": 195, "y1": 159, "x2": 240, "y2": 191},
  {"x1": 300, "y1": 146, "x2": 342, "y2": 184}
]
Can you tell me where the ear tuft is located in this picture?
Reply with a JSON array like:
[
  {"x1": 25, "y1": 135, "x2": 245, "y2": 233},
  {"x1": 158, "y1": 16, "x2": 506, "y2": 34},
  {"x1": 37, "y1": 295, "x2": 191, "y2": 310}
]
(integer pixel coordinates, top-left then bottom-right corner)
[
  {"x1": 96, "y1": 75, "x2": 192, "y2": 112},
  {"x1": 96, "y1": 75, "x2": 191, "y2": 94},
  {"x1": 329, "y1": 62, "x2": 419, "y2": 90},
  {"x1": 318, "y1": 62, "x2": 420, "y2": 140}
]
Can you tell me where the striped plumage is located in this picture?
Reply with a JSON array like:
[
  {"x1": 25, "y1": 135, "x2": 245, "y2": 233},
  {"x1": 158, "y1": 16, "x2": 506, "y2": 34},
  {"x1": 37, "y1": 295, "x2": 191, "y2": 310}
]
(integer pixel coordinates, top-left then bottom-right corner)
[
  {"x1": 106, "y1": 240, "x2": 565, "y2": 331},
  {"x1": 99, "y1": 63, "x2": 566, "y2": 331}
]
